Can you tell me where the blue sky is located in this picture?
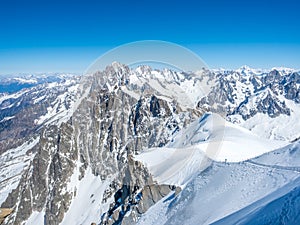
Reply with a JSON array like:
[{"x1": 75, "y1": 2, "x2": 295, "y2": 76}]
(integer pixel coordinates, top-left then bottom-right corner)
[{"x1": 0, "y1": 0, "x2": 300, "y2": 73}]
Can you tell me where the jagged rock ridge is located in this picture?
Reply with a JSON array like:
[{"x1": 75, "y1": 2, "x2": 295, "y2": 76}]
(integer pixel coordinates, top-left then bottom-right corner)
[{"x1": 1, "y1": 63, "x2": 202, "y2": 225}]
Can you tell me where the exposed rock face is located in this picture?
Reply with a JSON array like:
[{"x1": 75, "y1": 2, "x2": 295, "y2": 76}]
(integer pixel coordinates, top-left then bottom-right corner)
[
  {"x1": 2, "y1": 122, "x2": 77, "y2": 225},
  {"x1": 100, "y1": 155, "x2": 181, "y2": 225},
  {"x1": 1, "y1": 63, "x2": 201, "y2": 225},
  {"x1": 198, "y1": 69, "x2": 299, "y2": 119}
]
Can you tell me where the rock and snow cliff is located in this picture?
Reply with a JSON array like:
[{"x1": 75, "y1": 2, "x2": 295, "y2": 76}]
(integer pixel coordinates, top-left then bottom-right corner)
[{"x1": 0, "y1": 64, "x2": 300, "y2": 225}]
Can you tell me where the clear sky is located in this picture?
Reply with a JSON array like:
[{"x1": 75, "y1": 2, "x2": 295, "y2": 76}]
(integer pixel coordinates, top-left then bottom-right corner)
[{"x1": 0, "y1": 0, "x2": 300, "y2": 74}]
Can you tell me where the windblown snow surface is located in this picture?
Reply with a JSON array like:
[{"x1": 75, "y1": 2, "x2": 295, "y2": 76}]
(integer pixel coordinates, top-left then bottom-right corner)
[
  {"x1": 135, "y1": 113, "x2": 300, "y2": 225},
  {"x1": 135, "y1": 113, "x2": 286, "y2": 187}
]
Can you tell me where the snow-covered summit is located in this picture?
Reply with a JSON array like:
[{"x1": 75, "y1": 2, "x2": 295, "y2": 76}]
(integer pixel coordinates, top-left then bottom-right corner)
[
  {"x1": 137, "y1": 140, "x2": 300, "y2": 225},
  {"x1": 235, "y1": 65, "x2": 265, "y2": 76},
  {"x1": 135, "y1": 113, "x2": 286, "y2": 187}
]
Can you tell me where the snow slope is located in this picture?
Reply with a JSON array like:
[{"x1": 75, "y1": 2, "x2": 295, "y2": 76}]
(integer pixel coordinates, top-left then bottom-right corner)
[
  {"x1": 135, "y1": 146, "x2": 211, "y2": 187},
  {"x1": 25, "y1": 168, "x2": 114, "y2": 225},
  {"x1": 232, "y1": 98, "x2": 300, "y2": 141},
  {"x1": 169, "y1": 113, "x2": 286, "y2": 162},
  {"x1": 135, "y1": 113, "x2": 287, "y2": 187},
  {"x1": 136, "y1": 141, "x2": 300, "y2": 225},
  {"x1": 213, "y1": 177, "x2": 300, "y2": 225},
  {"x1": 59, "y1": 168, "x2": 112, "y2": 225},
  {"x1": 213, "y1": 142, "x2": 300, "y2": 224}
]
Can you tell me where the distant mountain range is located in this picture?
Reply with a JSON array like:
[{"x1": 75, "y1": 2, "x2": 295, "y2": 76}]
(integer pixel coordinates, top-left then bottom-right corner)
[{"x1": 0, "y1": 73, "x2": 80, "y2": 94}]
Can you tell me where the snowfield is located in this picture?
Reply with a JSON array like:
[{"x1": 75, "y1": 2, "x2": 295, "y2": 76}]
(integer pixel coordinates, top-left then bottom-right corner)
[
  {"x1": 59, "y1": 168, "x2": 113, "y2": 225},
  {"x1": 213, "y1": 176, "x2": 300, "y2": 225},
  {"x1": 135, "y1": 146, "x2": 211, "y2": 187},
  {"x1": 136, "y1": 141, "x2": 300, "y2": 225},
  {"x1": 135, "y1": 113, "x2": 300, "y2": 225},
  {"x1": 231, "y1": 98, "x2": 300, "y2": 142},
  {"x1": 135, "y1": 113, "x2": 287, "y2": 187}
]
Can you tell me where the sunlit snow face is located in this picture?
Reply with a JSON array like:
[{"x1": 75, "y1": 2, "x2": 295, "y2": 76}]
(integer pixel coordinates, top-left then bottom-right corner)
[{"x1": 84, "y1": 40, "x2": 226, "y2": 186}]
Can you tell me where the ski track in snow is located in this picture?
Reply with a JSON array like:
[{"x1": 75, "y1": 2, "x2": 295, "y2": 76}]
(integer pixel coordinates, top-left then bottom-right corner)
[
  {"x1": 137, "y1": 160, "x2": 300, "y2": 225},
  {"x1": 135, "y1": 114, "x2": 300, "y2": 225},
  {"x1": 135, "y1": 113, "x2": 287, "y2": 187}
]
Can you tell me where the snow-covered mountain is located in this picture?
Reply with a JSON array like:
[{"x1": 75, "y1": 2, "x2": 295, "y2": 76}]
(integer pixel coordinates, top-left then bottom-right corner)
[
  {"x1": 0, "y1": 63, "x2": 300, "y2": 225},
  {"x1": 0, "y1": 73, "x2": 79, "y2": 94},
  {"x1": 136, "y1": 141, "x2": 300, "y2": 225},
  {"x1": 0, "y1": 74, "x2": 81, "y2": 153},
  {"x1": 199, "y1": 66, "x2": 300, "y2": 141},
  {"x1": 135, "y1": 113, "x2": 287, "y2": 187}
]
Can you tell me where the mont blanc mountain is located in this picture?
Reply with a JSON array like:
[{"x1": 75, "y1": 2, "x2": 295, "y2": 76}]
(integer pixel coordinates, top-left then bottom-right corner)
[{"x1": 0, "y1": 63, "x2": 300, "y2": 225}]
